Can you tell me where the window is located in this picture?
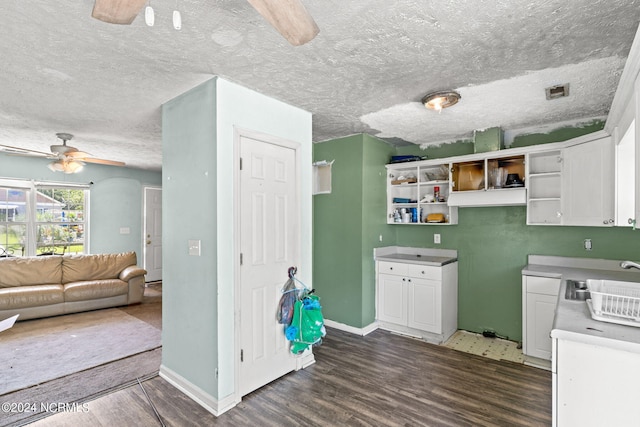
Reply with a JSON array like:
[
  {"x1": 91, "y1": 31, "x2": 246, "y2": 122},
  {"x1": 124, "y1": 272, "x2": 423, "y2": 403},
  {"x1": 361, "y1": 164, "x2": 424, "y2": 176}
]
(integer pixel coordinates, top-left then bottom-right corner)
[
  {"x1": 0, "y1": 188, "x2": 27, "y2": 257},
  {"x1": 0, "y1": 181, "x2": 88, "y2": 257}
]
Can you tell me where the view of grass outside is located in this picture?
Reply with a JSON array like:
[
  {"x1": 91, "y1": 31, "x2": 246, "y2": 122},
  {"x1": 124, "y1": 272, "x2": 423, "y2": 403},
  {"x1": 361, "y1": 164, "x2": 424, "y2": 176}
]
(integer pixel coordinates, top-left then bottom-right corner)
[{"x1": 0, "y1": 186, "x2": 86, "y2": 256}]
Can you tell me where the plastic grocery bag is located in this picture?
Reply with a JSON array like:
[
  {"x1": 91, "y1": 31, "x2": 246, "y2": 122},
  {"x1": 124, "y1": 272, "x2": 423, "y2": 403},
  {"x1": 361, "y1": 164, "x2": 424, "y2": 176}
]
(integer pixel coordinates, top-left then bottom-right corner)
[
  {"x1": 285, "y1": 294, "x2": 326, "y2": 355},
  {"x1": 276, "y1": 276, "x2": 297, "y2": 325}
]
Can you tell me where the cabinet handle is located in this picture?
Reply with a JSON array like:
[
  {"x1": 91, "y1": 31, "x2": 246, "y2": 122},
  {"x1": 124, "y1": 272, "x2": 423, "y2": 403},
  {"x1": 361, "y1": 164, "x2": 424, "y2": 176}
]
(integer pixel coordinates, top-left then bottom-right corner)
[
  {"x1": 408, "y1": 279, "x2": 411, "y2": 282},
  {"x1": 390, "y1": 267, "x2": 393, "y2": 270},
  {"x1": 603, "y1": 219, "x2": 614, "y2": 224},
  {"x1": 402, "y1": 278, "x2": 406, "y2": 281},
  {"x1": 421, "y1": 271, "x2": 425, "y2": 274}
]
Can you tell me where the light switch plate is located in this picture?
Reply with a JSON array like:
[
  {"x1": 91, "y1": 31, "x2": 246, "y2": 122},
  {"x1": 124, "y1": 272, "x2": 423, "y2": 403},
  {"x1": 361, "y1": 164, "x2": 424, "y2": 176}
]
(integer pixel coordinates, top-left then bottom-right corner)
[{"x1": 188, "y1": 239, "x2": 201, "y2": 256}]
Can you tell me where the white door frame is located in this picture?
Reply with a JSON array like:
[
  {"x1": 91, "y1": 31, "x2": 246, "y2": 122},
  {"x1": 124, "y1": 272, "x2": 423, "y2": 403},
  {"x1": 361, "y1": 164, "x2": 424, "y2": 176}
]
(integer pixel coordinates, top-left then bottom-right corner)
[
  {"x1": 142, "y1": 186, "x2": 162, "y2": 282},
  {"x1": 232, "y1": 126, "x2": 306, "y2": 403}
]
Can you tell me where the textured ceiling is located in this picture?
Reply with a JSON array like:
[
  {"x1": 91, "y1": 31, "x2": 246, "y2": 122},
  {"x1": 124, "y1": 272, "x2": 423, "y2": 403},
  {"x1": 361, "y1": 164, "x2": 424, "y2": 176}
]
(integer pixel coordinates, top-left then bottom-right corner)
[{"x1": 0, "y1": 0, "x2": 639, "y2": 171}]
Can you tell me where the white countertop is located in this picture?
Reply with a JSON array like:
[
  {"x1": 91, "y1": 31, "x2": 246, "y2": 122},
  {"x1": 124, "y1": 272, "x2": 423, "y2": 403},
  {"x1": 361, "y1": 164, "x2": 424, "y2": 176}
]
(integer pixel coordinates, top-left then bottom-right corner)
[
  {"x1": 374, "y1": 246, "x2": 457, "y2": 266},
  {"x1": 523, "y1": 255, "x2": 640, "y2": 354}
]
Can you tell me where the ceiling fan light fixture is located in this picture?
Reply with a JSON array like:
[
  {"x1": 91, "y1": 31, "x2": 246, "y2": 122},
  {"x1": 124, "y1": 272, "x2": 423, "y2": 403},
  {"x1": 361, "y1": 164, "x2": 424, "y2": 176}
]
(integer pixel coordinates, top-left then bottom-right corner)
[
  {"x1": 48, "y1": 159, "x2": 84, "y2": 174},
  {"x1": 48, "y1": 161, "x2": 64, "y2": 173},
  {"x1": 422, "y1": 90, "x2": 461, "y2": 112}
]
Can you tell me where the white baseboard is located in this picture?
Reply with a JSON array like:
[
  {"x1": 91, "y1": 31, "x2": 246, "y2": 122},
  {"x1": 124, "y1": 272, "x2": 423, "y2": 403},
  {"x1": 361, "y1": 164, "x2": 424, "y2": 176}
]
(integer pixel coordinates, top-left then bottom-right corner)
[
  {"x1": 296, "y1": 350, "x2": 316, "y2": 369},
  {"x1": 159, "y1": 365, "x2": 238, "y2": 417},
  {"x1": 324, "y1": 319, "x2": 378, "y2": 336}
]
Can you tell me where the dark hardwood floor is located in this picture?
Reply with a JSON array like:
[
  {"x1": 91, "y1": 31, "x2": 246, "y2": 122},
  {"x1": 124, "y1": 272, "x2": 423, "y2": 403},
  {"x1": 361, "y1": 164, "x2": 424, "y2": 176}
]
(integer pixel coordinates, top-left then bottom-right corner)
[{"x1": 30, "y1": 324, "x2": 551, "y2": 426}]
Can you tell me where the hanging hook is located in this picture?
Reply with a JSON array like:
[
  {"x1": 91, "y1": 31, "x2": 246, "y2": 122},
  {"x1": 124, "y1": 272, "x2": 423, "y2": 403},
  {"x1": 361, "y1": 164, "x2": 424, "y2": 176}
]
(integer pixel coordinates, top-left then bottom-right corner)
[{"x1": 288, "y1": 266, "x2": 297, "y2": 279}]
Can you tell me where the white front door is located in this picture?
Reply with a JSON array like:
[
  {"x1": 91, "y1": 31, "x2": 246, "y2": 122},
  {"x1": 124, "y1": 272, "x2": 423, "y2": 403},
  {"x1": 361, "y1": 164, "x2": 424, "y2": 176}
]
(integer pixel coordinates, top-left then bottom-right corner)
[
  {"x1": 143, "y1": 187, "x2": 162, "y2": 282},
  {"x1": 238, "y1": 132, "x2": 299, "y2": 397}
]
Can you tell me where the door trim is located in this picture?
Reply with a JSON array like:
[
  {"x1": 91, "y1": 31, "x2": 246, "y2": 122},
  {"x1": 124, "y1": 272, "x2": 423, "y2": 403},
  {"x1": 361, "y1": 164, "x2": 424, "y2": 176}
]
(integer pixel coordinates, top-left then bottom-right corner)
[{"x1": 232, "y1": 126, "x2": 302, "y2": 403}]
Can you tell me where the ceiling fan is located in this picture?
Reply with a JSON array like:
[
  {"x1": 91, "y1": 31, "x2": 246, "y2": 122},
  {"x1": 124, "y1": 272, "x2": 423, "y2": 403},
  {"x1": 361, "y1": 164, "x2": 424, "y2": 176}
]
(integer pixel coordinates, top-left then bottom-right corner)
[
  {"x1": 0, "y1": 133, "x2": 126, "y2": 174},
  {"x1": 91, "y1": 0, "x2": 319, "y2": 46}
]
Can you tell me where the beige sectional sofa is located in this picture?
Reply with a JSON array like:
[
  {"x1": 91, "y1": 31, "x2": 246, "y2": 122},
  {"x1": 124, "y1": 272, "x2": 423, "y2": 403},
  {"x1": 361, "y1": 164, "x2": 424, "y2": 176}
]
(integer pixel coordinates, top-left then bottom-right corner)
[{"x1": 0, "y1": 251, "x2": 147, "y2": 321}]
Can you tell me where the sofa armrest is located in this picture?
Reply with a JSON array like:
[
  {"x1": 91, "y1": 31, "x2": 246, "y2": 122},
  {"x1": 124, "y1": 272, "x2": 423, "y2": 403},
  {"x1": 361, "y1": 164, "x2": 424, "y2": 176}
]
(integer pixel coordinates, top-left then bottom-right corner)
[{"x1": 119, "y1": 266, "x2": 147, "y2": 282}]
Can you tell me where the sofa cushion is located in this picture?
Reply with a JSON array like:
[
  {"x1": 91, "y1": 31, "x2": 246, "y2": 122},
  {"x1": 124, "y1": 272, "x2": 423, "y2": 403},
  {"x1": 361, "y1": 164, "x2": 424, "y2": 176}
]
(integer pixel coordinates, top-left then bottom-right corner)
[
  {"x1": 0, "y1": 285, "x2": 64, "y2": 309},
  {"x1": 62, "y1": 252, "x2": 137, "y2": 283},
  {"x1": 63, "y1": 279, "x2": 129, "y2": 302},
  {"x1": 0, "y1": 256, "x2": 63, "y2": 288}
]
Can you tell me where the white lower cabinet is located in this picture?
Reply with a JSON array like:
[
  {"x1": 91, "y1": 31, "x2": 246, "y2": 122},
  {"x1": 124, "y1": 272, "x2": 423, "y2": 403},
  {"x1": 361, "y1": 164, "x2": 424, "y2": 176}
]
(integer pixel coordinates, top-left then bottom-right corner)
[
  {"x1": 522, "y1": 275, "x2": 561, "y2": 369},
  {"x1": 376, "y1": 260, "x2": 457, "y2": 343},
  {"x1": 553, "y1": 338, "x2": 640, "y2": 426}
]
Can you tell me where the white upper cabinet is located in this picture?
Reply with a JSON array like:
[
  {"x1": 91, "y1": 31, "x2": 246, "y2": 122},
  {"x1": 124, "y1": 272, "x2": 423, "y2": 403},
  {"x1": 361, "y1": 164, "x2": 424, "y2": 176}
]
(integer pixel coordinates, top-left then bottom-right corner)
[
  {"x1": 526, "y1": 135, "x2": 615, "y2": 226},
  {"x1": 448, "y1": 154, "x2": 526, "y2": 207},
  {"x1": 562, "y1": 136, "x2": 615, "y2": 226},
  {"x1": 527, "y1": 150, "x2": 563, "y2": 225},
  {"x1": 606, "y1": 23, "x2": 640, "y2": 227},
  {"x1": 386, "y1": 162, "x2": 458, "y2": 225},
  {"x1": 615, "y1": 119, "x2": 636, "y2": 226}
]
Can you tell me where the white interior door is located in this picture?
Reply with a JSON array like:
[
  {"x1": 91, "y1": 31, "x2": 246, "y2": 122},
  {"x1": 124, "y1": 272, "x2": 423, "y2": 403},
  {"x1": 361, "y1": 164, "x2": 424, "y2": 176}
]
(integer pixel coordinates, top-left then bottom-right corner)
[
  {"x1": 239, "y1": 135, "x2": 300, "y2": 396},
  {"x1": 238, "y1": 133, "x2": 298, "y2": 397},
  {"x1": 143, "y1": 187, "x2": 162, "y2": 282}
]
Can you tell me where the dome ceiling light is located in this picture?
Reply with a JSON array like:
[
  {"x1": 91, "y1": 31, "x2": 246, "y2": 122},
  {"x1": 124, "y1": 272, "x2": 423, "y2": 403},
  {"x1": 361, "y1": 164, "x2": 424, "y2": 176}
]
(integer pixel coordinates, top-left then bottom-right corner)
[{"x1": 421, "y1": 90, "x2": 461, "y2": 112}]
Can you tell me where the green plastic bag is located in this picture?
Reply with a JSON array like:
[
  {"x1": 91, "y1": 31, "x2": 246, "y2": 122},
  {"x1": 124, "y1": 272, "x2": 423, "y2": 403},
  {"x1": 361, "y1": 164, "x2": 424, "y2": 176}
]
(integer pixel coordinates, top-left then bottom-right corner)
[{"x1": 286, "y1": 294, "x2": 326, "y2": 354}]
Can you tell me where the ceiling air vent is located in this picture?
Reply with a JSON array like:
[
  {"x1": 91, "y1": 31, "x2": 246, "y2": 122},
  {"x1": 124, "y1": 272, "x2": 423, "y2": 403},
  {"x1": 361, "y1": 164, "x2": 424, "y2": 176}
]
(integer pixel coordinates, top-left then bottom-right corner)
[{"x1": 545, "y1": 83, "x2": 570, "y2": 100}]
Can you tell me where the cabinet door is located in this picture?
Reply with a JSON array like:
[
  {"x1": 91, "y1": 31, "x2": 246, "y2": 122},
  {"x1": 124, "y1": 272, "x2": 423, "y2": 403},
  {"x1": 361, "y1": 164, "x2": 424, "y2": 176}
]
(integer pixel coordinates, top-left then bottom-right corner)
[
  {"x1": 615, "y1": 119, "x2": 636, "y2": 226},
  {"x1": 407, "y1": 277, "x2": 441, "y2": 333},
  {"x1": 378, "y1": 274, "x2": 407, "y2": 325},
  {"x1": 525, "y1": 292, "x2": 557, "y2": 360},
  {"x1": 562, "y1": 137, "x2": 615, "y2": 226}
]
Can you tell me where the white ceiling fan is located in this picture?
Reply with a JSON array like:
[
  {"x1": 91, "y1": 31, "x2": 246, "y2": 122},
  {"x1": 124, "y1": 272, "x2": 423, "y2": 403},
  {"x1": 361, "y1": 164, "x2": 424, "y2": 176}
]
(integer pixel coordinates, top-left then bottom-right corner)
[
  {"x1": 0, "y1": 133, "x2": 126, "y2": 174},
  {"x1": 91, "y1": 0, "x2": 319, "y2": 46}
]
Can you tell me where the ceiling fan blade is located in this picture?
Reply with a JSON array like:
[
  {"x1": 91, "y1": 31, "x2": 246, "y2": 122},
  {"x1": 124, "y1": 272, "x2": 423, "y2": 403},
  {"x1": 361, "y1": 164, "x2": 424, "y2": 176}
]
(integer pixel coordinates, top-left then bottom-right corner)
[
  {"x1": 247, "y1": 0, "x2": 319, "y2": 46},
  {"x1": 91, "y1": 0, "x2": 147, "y2": 25},
  {"x1": 65, "y1": 151, "x2": 92, "y2": 159},
  {"x1": 81, "y1": 157, "x2": 126, "y2": 167},
  {"x1": 0, "y1": 144, "x2": 52, "y2": 157}
]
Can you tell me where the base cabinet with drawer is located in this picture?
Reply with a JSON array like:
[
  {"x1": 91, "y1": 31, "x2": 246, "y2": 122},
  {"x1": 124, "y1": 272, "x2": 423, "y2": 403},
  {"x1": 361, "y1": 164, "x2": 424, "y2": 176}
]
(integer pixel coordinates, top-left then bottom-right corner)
[
  {"x1": 376, "y1": 259, "x2": 458, "y2": 344},
  {"x1": 522, "y1": 275, "x2": 561, "y2": 369}
]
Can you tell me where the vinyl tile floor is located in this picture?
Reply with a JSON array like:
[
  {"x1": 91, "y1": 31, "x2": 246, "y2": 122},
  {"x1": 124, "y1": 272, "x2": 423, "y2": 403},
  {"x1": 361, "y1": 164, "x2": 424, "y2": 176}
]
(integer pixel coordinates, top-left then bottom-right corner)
[{"x1": 444, "y1": 330, "x2": 525, "y2": 363}]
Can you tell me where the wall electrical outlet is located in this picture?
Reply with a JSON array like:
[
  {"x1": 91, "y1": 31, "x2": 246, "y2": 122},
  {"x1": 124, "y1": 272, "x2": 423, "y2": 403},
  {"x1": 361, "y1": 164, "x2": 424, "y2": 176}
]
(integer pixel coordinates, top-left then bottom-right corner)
[
  {"x1": 188, "y1": 239, "x2": 201, "y2": 256},
  {"x1": 584, "y1": 239, "x2": 592, "y2": 251},
  {"x1": 434, "y1": 234, "x2": 441, "y2": 244}
]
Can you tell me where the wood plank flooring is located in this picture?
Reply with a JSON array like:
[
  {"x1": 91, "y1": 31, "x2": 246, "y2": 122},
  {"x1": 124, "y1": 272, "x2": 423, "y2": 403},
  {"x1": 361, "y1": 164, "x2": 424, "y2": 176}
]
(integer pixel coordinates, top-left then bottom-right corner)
[{"x1": 30, "y1": 326, "x2": 551, "y2": 426}]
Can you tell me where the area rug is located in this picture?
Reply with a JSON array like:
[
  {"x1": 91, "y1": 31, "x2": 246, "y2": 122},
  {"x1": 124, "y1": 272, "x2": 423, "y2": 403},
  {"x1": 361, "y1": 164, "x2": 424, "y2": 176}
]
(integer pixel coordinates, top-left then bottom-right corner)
[{"x1": 0, "y1": 308, "x2": 162, "y2": 396}]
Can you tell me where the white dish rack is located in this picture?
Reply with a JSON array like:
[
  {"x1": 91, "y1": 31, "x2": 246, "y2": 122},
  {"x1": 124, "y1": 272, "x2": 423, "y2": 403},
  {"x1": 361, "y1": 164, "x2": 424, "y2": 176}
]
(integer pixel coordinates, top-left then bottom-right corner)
[{"x1": 587, "y1": 279, "x2": 640, "y2": 327}]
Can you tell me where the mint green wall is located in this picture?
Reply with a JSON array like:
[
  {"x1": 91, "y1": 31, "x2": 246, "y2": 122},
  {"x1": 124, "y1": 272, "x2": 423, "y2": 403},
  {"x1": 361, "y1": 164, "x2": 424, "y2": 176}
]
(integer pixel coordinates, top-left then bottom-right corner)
[
  {"x1": 314, "y1": 135, "x2": 364, "y2": 326},
  {"x1": 162, "y1": 79, "x2": 219, "y2": 399},
  {"x1": 361, "y1": 134, "x2": 396, "y2": 325},
  {"x1": 394, "y1": 120, "x2": 605, "y2": 159},
  {"x1": 395, "y1": 139, "x2": 474, "y2": 158},
  {"x1": 313, "y1": 134, "x2": 394, "y2": 328},
  {"x1": 511, "y1": 120, "x2": 605, "y2": 148},
  {"x1": 0, "y1": 152, "x2": 161, "y2": 260},
  {"x1": 315, "y1": 125, "x2": 640, "y2": 341}
]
